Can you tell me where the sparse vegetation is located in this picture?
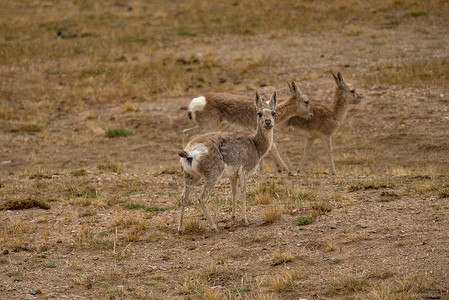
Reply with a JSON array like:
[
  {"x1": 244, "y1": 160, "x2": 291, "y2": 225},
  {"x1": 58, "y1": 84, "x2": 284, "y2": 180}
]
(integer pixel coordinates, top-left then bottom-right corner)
[
  {"x1": 106, "y1": 128, "x2": 134, "y2": 138},
  {"x1": 271, "y1": 251, "x2": 295, "y2": 266},
  {"x1": 97, "y1": 164, "x2": 121, "y2": 174},
  {"x1": 1, "y1": 0, "x2": 448, "y2": 298},
  {"x1": 267, "y1": 269, "x2": 300, "y2": 292},
  {"x1": 262, "y1": 205, "x2": 284, "y2": 224},
  {"x1": 71, "y1": 169, "x2": 87, "y2": 177},
  {"x1": 123, "y1": 203, "x2": 170, "y2": 212},
  {"x1": 294, "y1": 216, "x2": 315, "y2": 226},
  {"x1": 307, "y1": 201, "x2": 333, "y2": 217}
]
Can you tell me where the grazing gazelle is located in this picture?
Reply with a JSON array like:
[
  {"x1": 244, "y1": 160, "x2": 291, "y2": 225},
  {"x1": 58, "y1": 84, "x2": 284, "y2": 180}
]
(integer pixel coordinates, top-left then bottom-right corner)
[
  {"x1": 178, "y1": 92, "x2": 277, "y2": 232},
  {"x1": 285, "y1": 72, "x2": 362, "y2": 175},
  {"x1": 183, "y1": 82, "x2": 313, "y2": 174}
]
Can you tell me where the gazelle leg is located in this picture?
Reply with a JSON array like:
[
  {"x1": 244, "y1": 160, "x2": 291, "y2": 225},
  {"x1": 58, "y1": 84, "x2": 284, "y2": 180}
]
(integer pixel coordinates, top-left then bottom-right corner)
[
  {"x1": 322, "y1": 135, "x2": 336, "y2": 175},
  {"x1": 269, "y1": 143, "x2": 291, "y2": 175},
  {"x1": 230, "y1": 177, "x2": 238, "y2": 224},
  {"x1": 199, "y1": 180, "x2": 218, "y2": 231},
  {"x1": 178, "y1": 174, "x2": 197, "y2": 233},
  {"x1": 296, "y1": 138, "x2": 314, "y2": 174},
  {"x1": 239, "y1": 172, "x2": 249, "y2": 226}
]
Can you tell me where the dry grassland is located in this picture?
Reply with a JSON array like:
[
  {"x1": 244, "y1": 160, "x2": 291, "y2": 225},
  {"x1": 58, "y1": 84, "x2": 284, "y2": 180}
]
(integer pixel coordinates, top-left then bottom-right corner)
[{"x1": 1, "y1": 0, "x2": 449, "y2": 299}]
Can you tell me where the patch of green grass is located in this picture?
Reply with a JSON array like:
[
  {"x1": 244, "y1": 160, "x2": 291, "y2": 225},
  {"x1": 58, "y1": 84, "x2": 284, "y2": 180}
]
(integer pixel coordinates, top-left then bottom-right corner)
[
  {"x1": 123, "y1": 203, "x2": 170, "y2": 212},
  {"x1": 405, "y1": 11, "x2": 427, "y2": 17},
  {"x1": 97, "y1": 164, "x2": 121, "y2": 173},
  {"x1": 106, "y1": 128, "x2": 134, "y2": 138},
  {"x1": 68, "y1": 185, "x2": 98, "y2": 198},
  {"x1": 177, "y1": 28, "x2": 197, "y2": 37},
  {"x1": 81, "y1": 69, "x2": 105, "y2": 77},
  {"x1": 294, "y1": 216, "x2": 315, "y2": 226},
  {"x1": 44, "y1": 262, "x2": 56, "y2": 268},
  {"x1": 46, "y1": 69, "x2": 61, "y2": 75},
  {"x1": 71, "y1": 169, "x2": 87, "y2": 177}
]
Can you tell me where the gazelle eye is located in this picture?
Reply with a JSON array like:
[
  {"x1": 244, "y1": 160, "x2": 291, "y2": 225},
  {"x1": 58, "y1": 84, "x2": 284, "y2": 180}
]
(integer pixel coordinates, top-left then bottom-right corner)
[
  {"x1": 305, "y1": 101, "x2": 309, "y2": 105},
  {"x1": 258, "y1": 112, "x2": 262, "y2": 117},
  {"x1": 271, "y1": 111, "x2": 276, "y2": 117},
  {"x1": 351, "y1": 90, "x2": 355, "y2": 94}
]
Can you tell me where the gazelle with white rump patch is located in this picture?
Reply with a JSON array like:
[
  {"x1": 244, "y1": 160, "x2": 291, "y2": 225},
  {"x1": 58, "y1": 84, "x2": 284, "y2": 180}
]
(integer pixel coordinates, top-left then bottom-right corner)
[
  {"x1": 284, "y1": 72, "x2": 362, "y2": 175},
  {"x1": 183, "y1": 82, "x2": 313, "y2": 174},
  {"x1": 178, "y1": 92, "x2": 277, "y2": 232}
]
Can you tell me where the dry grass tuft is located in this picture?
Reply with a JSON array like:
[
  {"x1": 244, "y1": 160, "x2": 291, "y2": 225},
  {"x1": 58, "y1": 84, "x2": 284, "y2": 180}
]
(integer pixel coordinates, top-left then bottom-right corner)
[
  {"x1": 0, "y1": 198, "x2": 50, "y2": 210},
  {"x1": 267, "y1": 268, "x2": 299, "y2": 292},
  {"x1": 327, "y1": 275, "x2": 369, "y2": 295},
  {"x1": 182, "y1": 219, "x2": 204, "y2": 234},
  {"x1": 365, "y1": 59, "x2": 449, "y2": 87},
  {"x1": 262, "y1": 205, "x2": 284, "y2": 224},
  {"x1": 324, "y1": 240, "x2": 336, "y2": 252},
  {"x1": 237, "y1": 231, "x2": 274, "y2": 246},
  {"x1": 395, "y1": 273, "x2": 435, "y2": 293},
  {"x1": 1, "y1": 220, "x2": 29, "y2": 251},
  {"x1": 270, "y1": 251, "x2": 295, "y2": 266},
  {"x1": 307, "y1": 201, "x2": 333, "y2": 217}
]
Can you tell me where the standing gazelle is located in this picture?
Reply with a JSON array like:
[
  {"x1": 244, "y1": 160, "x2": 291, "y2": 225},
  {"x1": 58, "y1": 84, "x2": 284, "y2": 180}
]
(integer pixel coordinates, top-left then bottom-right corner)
[
  {"x1": 178, "y1": 92, "x2": 277, "y2": 232},
  {"x1": 183, "y1": 82, "x2": 313, "y2": 174},
  {"x1": 285, "y1": 72, "x2": 362, "y2": 175}
]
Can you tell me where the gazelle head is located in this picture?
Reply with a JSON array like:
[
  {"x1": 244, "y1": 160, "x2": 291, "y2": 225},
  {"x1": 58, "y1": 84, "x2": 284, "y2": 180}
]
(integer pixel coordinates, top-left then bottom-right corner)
[
  {"x1": 255, "y1": 91, "x2": 277, "y2": 130},
  {"x1": 287, "y1": 81, "x2": 314, "y2": 119},
  {"x1": 332, "y1": 72, "x2": 362, "y2": 104}
]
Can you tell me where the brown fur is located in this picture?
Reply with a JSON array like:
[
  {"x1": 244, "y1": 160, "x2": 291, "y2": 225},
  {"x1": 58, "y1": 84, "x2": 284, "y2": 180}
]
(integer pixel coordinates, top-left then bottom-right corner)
[
  {"x1": 178, "y1": 92, "x2": 277, "y2": 232},
  {"x1": 285, "y1": 72, "x2": 362, "y2": 175},
  {"x1": 183, "y1": 82, "x2": 313, "y2": 174}
]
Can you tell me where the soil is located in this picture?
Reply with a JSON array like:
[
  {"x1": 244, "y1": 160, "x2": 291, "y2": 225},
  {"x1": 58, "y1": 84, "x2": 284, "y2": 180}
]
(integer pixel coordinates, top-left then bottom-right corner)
[{"x1": 1, "y1": 20, "x2": 449, "y2": 300}]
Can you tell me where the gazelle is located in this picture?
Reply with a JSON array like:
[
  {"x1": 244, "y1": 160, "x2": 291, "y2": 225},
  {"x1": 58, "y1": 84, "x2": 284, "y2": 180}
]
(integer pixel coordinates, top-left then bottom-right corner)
[
  {"x1": 183, "y1": 82, "x2": 313, "y2": 174},
  {"x1": 284, "y1": 72, "x2": 362, "y2": 175},
  {"x1": 178, "y1": 92, "x2": 277, "y2": 232}
]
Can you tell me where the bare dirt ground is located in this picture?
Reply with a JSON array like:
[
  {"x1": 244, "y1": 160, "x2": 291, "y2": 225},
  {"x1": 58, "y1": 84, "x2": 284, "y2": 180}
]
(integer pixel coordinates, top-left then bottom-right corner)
[{"x1": 1, "y1": 1, "x2": 449, "y2": 299}]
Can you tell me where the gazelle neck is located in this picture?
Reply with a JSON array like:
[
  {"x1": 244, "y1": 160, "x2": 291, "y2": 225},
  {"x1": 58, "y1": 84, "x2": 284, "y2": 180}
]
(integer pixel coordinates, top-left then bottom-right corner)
[
  {"x1": 252, "y1": 125, "x2": 273, "y2": 159},
  {"x1": 331, "y1": 87, "x2": 349, "y2": 122},
  {"x1": 274, "y1": 96, "x2": 297, "y2": 124}
]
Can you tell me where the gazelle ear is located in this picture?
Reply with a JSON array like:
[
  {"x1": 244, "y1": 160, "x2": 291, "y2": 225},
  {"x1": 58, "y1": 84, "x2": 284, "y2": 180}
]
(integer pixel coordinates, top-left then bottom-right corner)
[
  {"x1": 331, "y1": 72, "x2": 339, "y2": 85},
  {"x1": 291, "y1": 81, "x2": 302, "y2": 98},
  {"x1": 255, "y1": 91, "x2": 262, "y2": 110},
  {"x1": 337, "y1": 72, "x2": 346, "y2": 85},
  {"x1": 269, "y1": 91, "x2": 277, "y2": 109},
  {"x1": 287, "y1": 82, "x2": 293, "y2": 95}
]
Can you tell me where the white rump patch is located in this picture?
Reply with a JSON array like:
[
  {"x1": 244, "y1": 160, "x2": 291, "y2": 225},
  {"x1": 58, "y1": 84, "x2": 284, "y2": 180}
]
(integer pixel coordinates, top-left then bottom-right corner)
[
  {"x1": 188, "y1": 96, "x2": 206, "y2": 115},
  {"x1": 180, "y1": 142, "x2": 209, "y2": 174}
]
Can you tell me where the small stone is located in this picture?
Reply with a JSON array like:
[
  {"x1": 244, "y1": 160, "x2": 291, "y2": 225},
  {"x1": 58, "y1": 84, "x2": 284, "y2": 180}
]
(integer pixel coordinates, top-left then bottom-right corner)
[
  {"x1": 330, "y1": 226, "x2": 337, "y2": 229},
  {"x1": 211, "y1": 285, "x2": 223, "y2": 289}
]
